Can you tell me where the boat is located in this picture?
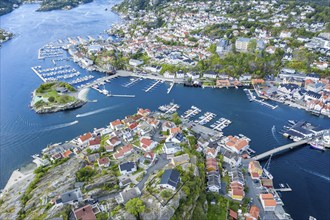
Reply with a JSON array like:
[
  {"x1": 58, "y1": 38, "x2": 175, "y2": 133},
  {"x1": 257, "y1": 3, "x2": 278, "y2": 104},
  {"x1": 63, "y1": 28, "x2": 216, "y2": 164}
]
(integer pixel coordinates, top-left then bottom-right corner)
[
  {"x1": 279, "y1": 183, "x2": 285, "y2": 188},
  {"x1": 310, "y1": 143, "x2": 325, "y2": 151},
  {"x1": 309, "y1": 216, "x2": 317, "y2": 220},
  {"x1": 263, "y1": 168, "x2": 273, "y2": 179}
]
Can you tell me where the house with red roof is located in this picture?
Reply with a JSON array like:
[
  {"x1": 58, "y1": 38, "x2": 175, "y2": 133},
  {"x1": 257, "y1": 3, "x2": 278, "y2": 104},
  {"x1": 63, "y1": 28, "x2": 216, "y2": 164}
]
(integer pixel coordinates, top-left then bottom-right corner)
[
  {"x1": 73, "y1": 204, "x2": 96, "y2": 220},
  {"x1": 248, "y1": 160, "x2": 263, "y2": 180},
  {"x1": 88, "y1": 137, "x2": 101, "y2": 151},
  {"x1": 245, "y1": 205, "x2": 260, "y2": 220},
  {"x1": 106, "y1": 136, "x2": 121, "y2": 148},
  {"x1": 61, "y1": 150, "x2": 73, "y2": 158},
  {"x1": 137, "y1": 108, "x2": 151, "y2": 117},
  {"x1": 140, "y1": 137, "x2": 158, "y2": 151},
  {"x1": 224, "y1": 135, "x2": 249, "y2": 154},
  {"x1": 98, "y1": 157, "x2": 110, "y2": 167},
  {"x1": 260, "y1": 194, "x2": 277, "y2": 211},
  {"x1": 110, "y1": 119, "x2": 124, "y2": 130},
  {"x1": 229, "y1": 209, "x2": 238, "y2": 220},
  {"x1": 113, "y1": 144, "x2": 134, "y2": 160},
  {"x1": 230, "y1": 181, "x2": 245, "y2": 201},
  {"x1": 78, "y1": 132, "x2": 93, "y2": 145}
]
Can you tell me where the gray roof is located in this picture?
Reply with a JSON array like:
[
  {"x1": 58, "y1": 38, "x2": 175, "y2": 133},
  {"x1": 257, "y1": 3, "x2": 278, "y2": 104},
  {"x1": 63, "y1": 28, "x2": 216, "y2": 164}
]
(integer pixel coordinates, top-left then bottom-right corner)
[
  {"x1": 120, "y1": 187, "x2": 141, "y2": 203},
  {"x1": 119, "y1": 162, "x2": 136, "y2": 172},
  {"x1": 160, "y1": 169, "x2": 180, "y2": 188},
  {"x1": 57, "y1": 189, "x2": 82, "y2": 204}
]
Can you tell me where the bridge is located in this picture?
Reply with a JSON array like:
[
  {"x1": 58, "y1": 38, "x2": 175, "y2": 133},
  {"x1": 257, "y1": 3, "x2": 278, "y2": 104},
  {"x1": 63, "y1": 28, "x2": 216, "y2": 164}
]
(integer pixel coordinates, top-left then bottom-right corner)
[{"x1": 253, "y1": 138, "x2": 311, "y2": 161}]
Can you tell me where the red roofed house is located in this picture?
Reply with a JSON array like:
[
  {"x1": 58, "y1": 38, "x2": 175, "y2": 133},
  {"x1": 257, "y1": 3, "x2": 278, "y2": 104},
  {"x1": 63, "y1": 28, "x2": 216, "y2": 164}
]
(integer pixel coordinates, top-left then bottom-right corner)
[
  {"x1": 260, "y1": 194, "x2": 277, "y2": 211},
  {"x1": 73, "y1": 204, "x2": 96, "y2": 220},
  {"x1": 98, "y1": 157, "x2": 110, "y2": 167},
  {"x1": 104, "y1": 145, "x2": 114, "y2": 152},
  {"x1": 61, "y1": 150, "x2": 73, "y2": 158},
  {"x1": 137, "y1": 108, "x2": 151, "y2": 117},
  {"x1": 78, "y1": 132, "x2": 93, "y2": 146},
  {"x1": 106, "y1": 136, "x2": 121, "y2": 147},
  {"x1": 224, "y1": 136, "x2": 249, "y2": 154},
  {"x1": 110, "y1": 119, "x2": 123, "y2": 130},
  {"x1": 113, "y1": 144, "x2": 134, "y2": 160},
  {"x1": 170, "y1": 127, "x2": 181, "y2": 135},
  {"x1": 248, "y1": 160, "x2": 263, "y2": 180},
  {"x1": 245, "y1": 205, "x2": 260, "y2": 220},
  {"x1": 229, "y1": 209, "x2": 238, "y2": 220},
  {"x1": 140, "y1": 138, "x2": 158, "y2": 151},
  {"x1": 206, "y1": 158, "x2": 218, "y2": 172},
  {"x1": 230, "y1": 181, "x2": 244, "y2": 201},
  {"x1": 205, "y1": 147, "x2": 219, "y2": 158},
  {"x1": 88, "y1": 137, "x2": 101, "y2": 151}
]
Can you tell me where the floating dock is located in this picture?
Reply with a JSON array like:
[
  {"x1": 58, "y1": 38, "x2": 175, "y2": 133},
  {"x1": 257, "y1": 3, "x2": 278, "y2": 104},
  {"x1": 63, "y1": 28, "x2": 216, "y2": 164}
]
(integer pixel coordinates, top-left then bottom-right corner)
[
  {"x1": 182, "y1": 106, "x2": 201, "y2": 119},
  {"x1": 145, "y1": 80, "x2": 160, "y2": 92},
  {"x1": 123, "y1": 78, "x2": 141, "y2": 87},
  {"x1": 31, "y1": 67, "x2": 46, "y2": 82},
  {"x1": 275, "y1": 183, "x2": 292, "y2": 192},
  {"x1": 211, "y1": 118, "x2": 231, "y2": 131},
  {"x1": 167, "y1": 82, "x2": 174, "y2": 94}
]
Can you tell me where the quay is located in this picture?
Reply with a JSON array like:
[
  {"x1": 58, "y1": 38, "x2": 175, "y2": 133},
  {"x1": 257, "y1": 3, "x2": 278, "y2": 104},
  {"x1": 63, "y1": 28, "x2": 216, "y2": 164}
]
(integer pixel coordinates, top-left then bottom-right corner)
[
  {"x1": 167, "y1": 82, "x2": 174, "y2": 94},
  {"x1": 31, "y1": 67, "x2": 46, "y2": 82},
  {"x1": 253, "y1": 138, "x2": 311, "y2": 160},
  {"x1": 145, "y1": 80, "x2": 161, "y2": 92}
]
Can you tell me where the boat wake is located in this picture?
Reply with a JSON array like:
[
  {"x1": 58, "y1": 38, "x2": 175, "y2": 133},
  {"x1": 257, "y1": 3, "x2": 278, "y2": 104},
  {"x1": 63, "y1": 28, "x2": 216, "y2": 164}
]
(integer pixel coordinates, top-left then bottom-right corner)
[
  {"x1": 271, "y1": 125, "x2": 281, "y2": 144},
  {"x1": 76, "y1": 106, "x2": 119, "y2": 118},
  {"x1": 44, "y1": 120, "x2": 79, "y2": 131},
  {"x1": 300, "y1": 168, "x2": 330, "y2": 182}
]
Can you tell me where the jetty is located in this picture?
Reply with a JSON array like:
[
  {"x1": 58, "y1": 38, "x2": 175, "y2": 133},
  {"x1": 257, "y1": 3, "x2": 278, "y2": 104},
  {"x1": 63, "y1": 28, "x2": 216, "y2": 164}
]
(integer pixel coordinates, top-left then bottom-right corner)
[
  {"x1": 167, "y1": 82, "x2": 174, "y2": 94},
  {"x1": 164, "y1": 103, "x2": 180, "y2": 114},
  {"x1": 212, "y1": 118, "x2": 231, "y2": 131},
  {"x1": 123, "y1": 77, "x2": 141, "y2": 87},
  {"x1": 182, "y1": 106, "x2": 201, "y2": 119},
  {"x1": 253, "y1": 98, "x2": 278, "y2": 109},
  {"x1": 196, "y1": 112, "x2": 216, "y2": 125},
  {"x1": 109, "y1": 94, "x2": 135, "y2": 98},
  {"x1": 244, "y1": 89, "x2": 278, "y2": 109},
  {"x1": 31, "y1": 67, "x2": 46, "y2": 82},
  {"x1": 145, "y1": 80, "x2": 161, "y2": 92},
  {"x1": 275, "y1": 184, "x2": 292, "y2": 192}
]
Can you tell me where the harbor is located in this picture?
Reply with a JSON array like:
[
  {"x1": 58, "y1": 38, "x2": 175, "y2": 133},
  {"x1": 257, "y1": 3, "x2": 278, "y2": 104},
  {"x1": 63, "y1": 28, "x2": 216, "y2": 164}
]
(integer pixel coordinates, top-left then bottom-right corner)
[{"x1": 158, "y1": 102, "x2": 180, "y2": 114}]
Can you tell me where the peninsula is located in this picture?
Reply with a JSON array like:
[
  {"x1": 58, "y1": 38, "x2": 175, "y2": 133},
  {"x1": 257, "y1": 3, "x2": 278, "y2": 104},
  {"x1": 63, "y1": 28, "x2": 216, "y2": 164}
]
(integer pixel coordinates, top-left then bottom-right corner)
[
  {"x1": 0, "y1": 28, "x2": 13, "y2": 46},
  {"x1": 30, "y1": 81, "x2": 86, "y2": 113}
]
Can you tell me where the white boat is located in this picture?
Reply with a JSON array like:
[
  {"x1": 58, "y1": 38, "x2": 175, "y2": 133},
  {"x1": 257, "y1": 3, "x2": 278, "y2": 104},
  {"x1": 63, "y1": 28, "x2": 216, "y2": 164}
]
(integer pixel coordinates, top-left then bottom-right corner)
[
  {"x1": 263, "y1": 168, "x2": 273, "y2": 180},
  {"x1": 310, "y1": 143, "x2": 325, "y2": 151}
]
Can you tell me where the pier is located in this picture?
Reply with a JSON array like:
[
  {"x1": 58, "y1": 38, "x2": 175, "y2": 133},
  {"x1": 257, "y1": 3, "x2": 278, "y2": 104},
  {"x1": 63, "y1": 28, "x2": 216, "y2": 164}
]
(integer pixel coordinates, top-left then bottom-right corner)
[
  {"x1": 183, "y1": 106, "x2": 201, "y2": 119},
  {"x1": 196, "y1": 112, "x2": 216, "y2": 125},
  {"x1": 253, "y1": 98, "x2": 278, "y2": 109},
  {"x1": 123, "y1": 77, "x2": 141, "y2": 87},
  {"x1": 167, "y1": 82, "x2": 174, "y2": 94},
  {"x1": 244, "y1": 89, "x2": 278, "y2": 109},
  {"x1": 31, "y1": 67, "x2": 46, "y2": 82},
  {"x1": 253, "y1": 138, "x2": 311, "y2": 160},
  {"x1": 212, "y1": 118, "x2": 231, "y2": 131},
  {"x1": 145, "y1": 80, "x2": 161, "y2": 92},
  {"x1": 109, "y1": 94, "x2": 135, "y2": 98},
  {"x1": 165, "y1": 103, "x2": 179, "y2": 114}
]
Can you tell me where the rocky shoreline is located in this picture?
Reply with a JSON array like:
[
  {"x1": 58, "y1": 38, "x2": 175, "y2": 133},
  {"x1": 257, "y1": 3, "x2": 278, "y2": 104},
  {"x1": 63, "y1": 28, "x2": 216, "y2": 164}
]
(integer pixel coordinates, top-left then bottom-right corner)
[{"x1": 33, "y1": 99, "x2": 86, "y2": 114}]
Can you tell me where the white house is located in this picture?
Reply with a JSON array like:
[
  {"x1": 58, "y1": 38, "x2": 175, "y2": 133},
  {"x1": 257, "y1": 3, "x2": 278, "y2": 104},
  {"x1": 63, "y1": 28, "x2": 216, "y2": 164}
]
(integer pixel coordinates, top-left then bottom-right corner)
[
  {"x1": 129, "y1": 59, "x2": 144, "y2": 67},
  {"x1": 163, "y1": 142, "x2": 182, "y2": 154}
]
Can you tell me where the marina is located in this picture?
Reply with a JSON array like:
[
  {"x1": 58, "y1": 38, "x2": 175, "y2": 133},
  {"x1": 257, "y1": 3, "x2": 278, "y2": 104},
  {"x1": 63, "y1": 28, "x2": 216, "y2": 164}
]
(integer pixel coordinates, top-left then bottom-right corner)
[
  {"x1": 158, "y1": 102, "x2": 180, "y2": 114},
  {"x1": 210, "y1": 117, "x2": 232, "y2": 131},
  {"x1": 144, "y1": 80, "x2": 161, "y2": 92},
  {"x1": 195, "y1": 112, "x2": 217, "y2": 125},
  {"x1": 38, "y1": 45, "x2": 64, "y2": 59},
  {"x1": 181, "y1": 106, "x2": 201, "y2": 119}
]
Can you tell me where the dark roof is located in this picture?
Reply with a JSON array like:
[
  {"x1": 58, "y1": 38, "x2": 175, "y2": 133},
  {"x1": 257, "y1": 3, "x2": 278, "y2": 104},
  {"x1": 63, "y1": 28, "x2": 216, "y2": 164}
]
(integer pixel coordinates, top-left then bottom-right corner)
[
  {"x1": 58, "y1": 189, "x2": 82, "y2": 204},
  {"x1": 119, "y1": 162, "x2": 136, "y2": 172},
  {"x1": 160, "y1": 169, "x2": 180, "y2": 188},
  {"x1": 174, "y1": 133, "x2": 184, "y2": 141},
  {"x1": 306, "y1": 91, "x2": 321, "y2": 99}
]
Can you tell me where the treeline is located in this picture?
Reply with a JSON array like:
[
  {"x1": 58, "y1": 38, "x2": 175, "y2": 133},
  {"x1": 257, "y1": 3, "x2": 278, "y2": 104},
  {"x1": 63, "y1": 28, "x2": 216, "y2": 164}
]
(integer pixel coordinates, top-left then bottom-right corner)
[{"x1": 38, "y1": 0, "x2": 93, "y2": 11}]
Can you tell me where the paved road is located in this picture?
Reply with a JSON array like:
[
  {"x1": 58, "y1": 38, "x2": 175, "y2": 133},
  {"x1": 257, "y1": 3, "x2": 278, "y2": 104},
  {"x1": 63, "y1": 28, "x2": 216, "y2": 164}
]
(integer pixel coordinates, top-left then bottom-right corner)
[{"x1": 136, "y1": 153, "x2": 169, "y2": 191}]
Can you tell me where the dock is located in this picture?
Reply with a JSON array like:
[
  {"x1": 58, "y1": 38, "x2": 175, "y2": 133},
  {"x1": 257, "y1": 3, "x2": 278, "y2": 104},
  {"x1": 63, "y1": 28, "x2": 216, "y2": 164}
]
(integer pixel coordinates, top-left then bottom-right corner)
[
  {"x1": 167, "y1": 82, "x2": 174, "y2": 94},
  {"x1": 253, "y1": 98, "x2": 278, "y2": 109},
  {"x1": 31, "y1": 67, "x2": 46, "y2": 82},
  {"x1": 244, "y1": 89, "x2": 278, "y2": 109},
  {"x1": 165, "y1": 103, "x2": 180, "y2": 114},
  {"x1": 123, "y1": 77, "x2": 141, "y2": 87},
  {"x1": 196, "y1": 112, "x2": 216, "y2": 125},
  {"x1": 212, "y1": 118, "x2": 231, "y2": 131},
  {"x1": 182, "y1": 106, "x2": 201, "y2": 119},
  {"x1": 109, "y1": 94, "x2": 135, "y2": 98},
  {"x1": 275, "y1": 184, "x2": 292, "y2": 192},
  {"x1": 145, "y1": 80, "x2": 161, "y2": 92}
]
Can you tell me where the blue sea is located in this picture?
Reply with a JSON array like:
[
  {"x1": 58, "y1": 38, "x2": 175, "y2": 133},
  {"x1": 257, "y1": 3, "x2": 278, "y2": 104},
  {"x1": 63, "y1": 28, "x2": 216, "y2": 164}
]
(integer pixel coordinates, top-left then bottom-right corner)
[{"x1": 0, "y1": 1, "x2": 329, "y2": 219}]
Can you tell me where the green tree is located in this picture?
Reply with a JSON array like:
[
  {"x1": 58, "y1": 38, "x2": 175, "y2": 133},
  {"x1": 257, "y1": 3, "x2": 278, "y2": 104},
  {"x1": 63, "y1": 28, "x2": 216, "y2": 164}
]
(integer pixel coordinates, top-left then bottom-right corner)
[{"x1": 125, "y1": 198, "x2": 145, "y2": 218}]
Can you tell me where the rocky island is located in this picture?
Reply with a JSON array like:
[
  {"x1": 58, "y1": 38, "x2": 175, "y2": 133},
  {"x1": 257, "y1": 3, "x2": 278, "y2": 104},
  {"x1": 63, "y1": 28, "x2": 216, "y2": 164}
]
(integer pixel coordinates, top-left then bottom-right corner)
[
  {"x1": 0, "y1": 28, "x2": 13, "y2": 46},
  {"x1": 31, "y1": 82, "x2": 86, "y2": 113}
]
